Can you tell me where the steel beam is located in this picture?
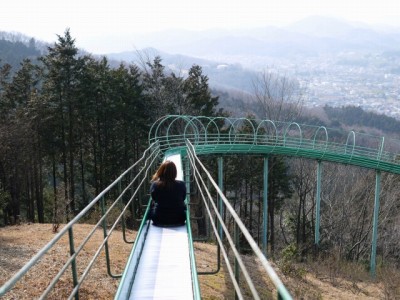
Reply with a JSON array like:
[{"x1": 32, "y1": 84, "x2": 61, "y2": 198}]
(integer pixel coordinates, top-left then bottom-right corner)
[
  {"x1": 263, "y1": 156, "x2": 269, "y2": 256},
  {"x1": 315, "y1": 160, "x2": 323, "y2": 246},
  {"x1": 370, "y1": 170, "x2": 381, "y2": 278}
]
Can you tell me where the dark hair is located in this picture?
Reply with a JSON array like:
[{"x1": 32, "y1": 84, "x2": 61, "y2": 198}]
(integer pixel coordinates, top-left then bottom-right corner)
[{"x1": 152, "y1": 161, "x2": 177, "y2": 188}]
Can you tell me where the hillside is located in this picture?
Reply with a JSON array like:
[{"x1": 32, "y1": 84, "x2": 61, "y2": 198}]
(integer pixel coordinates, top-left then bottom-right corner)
[
  {"x1": 3, "y1": 26, "x2": 400, "y2": 119},
  {"x1": 0, "y1": 32, "x2": 46, "y2": 70},
  {"x1": 1, "y1": 223, "x2": 397, "y2": 299}
]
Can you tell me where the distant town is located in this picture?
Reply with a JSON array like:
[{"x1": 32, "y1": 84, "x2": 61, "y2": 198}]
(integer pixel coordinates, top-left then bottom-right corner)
[
  {"x1": 190, "y1": 51, "x2": 400, "y2": 120},
  {"x1": 292, "y1": 52, "x2": 400, "y2": 119},
  {"x1": 119, "y1": 16, "x2": 400, "y2": 120}
]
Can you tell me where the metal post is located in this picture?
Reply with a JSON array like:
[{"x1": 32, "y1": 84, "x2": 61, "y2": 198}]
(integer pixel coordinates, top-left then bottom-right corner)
[
  {"x1": 263, "y1": 156, "x2": 268, "y2": 256},
  {"x1": 119, "y1": 180, "x2": 128, "y2": 243},
  {"x1": 234, "y1": 223, "x2": 239, "y2": 300},
  {"x1": 370, "y1": 170, "x2": 381, "y2": 278},
  {"x1": 315, "y1": 160, "x2": 322, "y2": 246},
  {"x1": 185, "y1": 157, "x2": 191, "y2": 204},
  {"x1": 68, "y1": 227, "x2": 79, "y2": 300},
  {"x1": 185, "y1": 157, "x2": 191, "y2": 234},
  {"x1": 198, "y1": 243, "x2": 221, "y2": 275},
  {"x1": 131, "y1": 170, "x2": 137, "y2": 221},
  {"x1": 218, "y1": 156, "x2": 224, "y2": 240},
  {"x1": 121, "y1": 179, "x2": 134, "y2": 244},
  {"x1": 100, "y1": 196, "x2": 121, "y2": 278}
]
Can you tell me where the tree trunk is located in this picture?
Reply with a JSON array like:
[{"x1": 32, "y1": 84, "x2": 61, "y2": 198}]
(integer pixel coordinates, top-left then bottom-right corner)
[
  {"x1": 249, "y1": 182, "x2": 253, "y2": 233},
  {"x1": 52, "y1": 156, "x2": 59, "y2": 231},
  {"x1": 60, "y1": 97, "x2": 69, "y2": 221},
  {"x1": 80, "y1": 136, "x2": 86, "y2": 207},
  {"x1": 35, "y1": 158, "x2": 44, "y2": 223},
  {"x1": 68, "y1": 101, "x2": 75, "y2": 214},
  {"x1": 27, "y1": 166, "x2": 34, "y2": 222},
  {"x1": 37, "y1": 141, "x2": 44, "y2": 223},
  {"x1": 268, "y1": 190, "x2": 275, "y2": 253},
  {"x1": 302, "y1": 195, "x2": 307, "y2": 243},
  {"x1": 11, "y1": 168, "x2": 21, "y2": 224},
  {"x1": 296, "y1": 196, "x2": 302, "y2": 245}
]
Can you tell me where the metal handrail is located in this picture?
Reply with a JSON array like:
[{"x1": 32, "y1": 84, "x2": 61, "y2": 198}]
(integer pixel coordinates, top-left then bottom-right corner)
[
  {"x1": 186, "y1": 140, "x2": 293, "y2": 299},
  {"x1": 113, "y1": 199, "x2": 153, "y2": 299},
  {"x1": 114, "y1": 154, "x2": 201, "y2": 300},
  {"x1": 185, "y1": 198, "x2": 202, "y2": 300},
  {"x1": 149, "y1": 115, "x2": 400, "y2": 175},
  {"x1": 0, "y1": 143, "x2": 160, "y2": 298}
]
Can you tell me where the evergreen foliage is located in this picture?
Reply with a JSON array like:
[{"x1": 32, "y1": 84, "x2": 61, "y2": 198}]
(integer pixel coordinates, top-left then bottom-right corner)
[
  {"x1": 0, "y1": 30, "x2": 399, "y2": 270},
  {"x1": 0, "y1": 30, "x2": 220, "y2": 225},
  {"x1": 0, "y1": 39, "x2": 40, "y2": 70}
]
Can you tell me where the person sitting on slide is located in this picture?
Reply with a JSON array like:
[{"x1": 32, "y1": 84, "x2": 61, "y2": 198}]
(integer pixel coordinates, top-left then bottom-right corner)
[{"x1": 149, "y1": 161, "x2": 187, "y2": 226}]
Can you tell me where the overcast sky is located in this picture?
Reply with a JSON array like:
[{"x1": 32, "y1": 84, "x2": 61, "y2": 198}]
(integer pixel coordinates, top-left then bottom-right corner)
[{"x1": 2, "y1": 0, "x2": 400, "y2": 53}]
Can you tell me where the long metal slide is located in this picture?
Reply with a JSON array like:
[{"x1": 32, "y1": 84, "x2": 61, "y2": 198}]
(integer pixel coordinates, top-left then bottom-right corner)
[
  {"x1": 6, "y1": 114, "x2": 397, "y2": 299},
  {"x1": 114, "y1": 153, "x2": 200, "y2": 300}
]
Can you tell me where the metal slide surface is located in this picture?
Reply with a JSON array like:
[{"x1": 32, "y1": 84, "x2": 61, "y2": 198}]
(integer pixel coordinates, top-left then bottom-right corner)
[{"x1": 116, "y1": 154, "x2": 194, "y2": 300}]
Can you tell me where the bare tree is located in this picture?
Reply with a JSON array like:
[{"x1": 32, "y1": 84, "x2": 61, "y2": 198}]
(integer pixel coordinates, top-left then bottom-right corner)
[
  {"x1": 377, "y1": 173, "x2": 400, "y2": 266},
  {"x1": 250, "y1": 69, "x2": 304, "y2": 253},
  {"x1": 252, "y1": 69, "x2": 304, "y2": 122}
]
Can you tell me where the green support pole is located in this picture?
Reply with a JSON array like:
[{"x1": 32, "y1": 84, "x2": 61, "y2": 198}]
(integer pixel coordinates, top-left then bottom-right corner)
[
  {"x1": 370, "y1": 170, "x2": 381, "y2": 278},
  {"x1": 263, "y1": 156, "x2": 268, "y2": 256},
  {"x1": 315, "y1": 160, "x2": 322, "y2": 246},
  {"x1": 218, "y1": 157, "x2": 224, "y2": 240},
  {"x1": 198, "y1": 177, "x2": 221, "y2": 275}
]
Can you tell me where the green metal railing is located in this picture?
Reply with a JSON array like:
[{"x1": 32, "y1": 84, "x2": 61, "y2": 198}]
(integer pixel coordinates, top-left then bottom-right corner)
[
  {"x1": 114, "y1": 188, "x2": 201, "y2": 299},
  {"x1": 113, "y1": 198, "x2": 152, "y2": 299},
  {"x1": 148, "y1": 114, "x2": 400, "y2": 290},
  {"x1": 112, "y1": 148, "x2": 200, "y2": 299},
  {"x1": 149, "y1": 115, "x2": 400, "y2": 175},
  {"x1": 0, "y1": 143, "x2": 160, "y2": 299},
  {"x1": 186, "y1": 140, "x2": 292, "y2": 299},
  {"x1": 3, "y1": 115, "x2": 399, "y2": 299}
]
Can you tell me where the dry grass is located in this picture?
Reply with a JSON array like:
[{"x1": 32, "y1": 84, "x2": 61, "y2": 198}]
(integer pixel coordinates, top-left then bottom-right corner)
[
  {"x1": 0, "y1": 224, "x2": 396, "y2": 299},
  {"x1": 0, "y1": 223, "x2": 134, "y2": 299}
]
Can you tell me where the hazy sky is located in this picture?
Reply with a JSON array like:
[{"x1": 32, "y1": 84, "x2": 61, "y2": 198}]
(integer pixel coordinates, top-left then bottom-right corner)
[{"x1": 2, "y1": 0, "x2": 400, "y2": 53}]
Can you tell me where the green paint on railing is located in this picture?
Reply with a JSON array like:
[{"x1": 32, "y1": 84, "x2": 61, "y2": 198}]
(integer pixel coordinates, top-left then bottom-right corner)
[
  {"x1": 3, "y1": 115, "x2": 399, "y2": 299},
  {"x1": 186, "y1": 202, "x2": 202, "y2": 300},
  {"x1": 114, "y1": 198, "x2": 153, "y2": 299},
  {"x1": 149, "y1": 115, "x2": 400, "y2": 175}
]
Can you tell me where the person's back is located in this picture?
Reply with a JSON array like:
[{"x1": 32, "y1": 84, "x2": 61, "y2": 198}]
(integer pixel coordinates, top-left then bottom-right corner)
[
  {"x1": 150, "y1": 180, "x2": 186, "y2": 226},
  {"x1": 149, "y1": 161, "x2": 187, "y2": 226}
]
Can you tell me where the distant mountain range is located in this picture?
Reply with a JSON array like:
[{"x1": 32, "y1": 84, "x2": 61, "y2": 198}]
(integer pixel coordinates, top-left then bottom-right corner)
[
  {"x1": 104, "y1": 16, "x2": 400, "y2": 93},
  {"x1": 3, "y1": 16, "x2": 400, "y2": 109},
  {"x1": 105, "y1": 16, "x2": 400, "y2": 60}
]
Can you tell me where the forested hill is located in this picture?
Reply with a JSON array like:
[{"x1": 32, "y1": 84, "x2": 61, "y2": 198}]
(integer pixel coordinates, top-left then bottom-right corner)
[
  {"x1": 323, "y1": 105, "x2": 400, "y2": 134},
  {"x1": 216, "y1": 90, "x2": 400, "y2": 136},
  {"x1": 0, "y1": 37, "x2": 41, "y2": 68},
  {"x1": 0, "y1": 29, "x2": 220, "y2": 226},
  {"x1": 2, "y1": 30, "x2": 400, "y2": 136}
]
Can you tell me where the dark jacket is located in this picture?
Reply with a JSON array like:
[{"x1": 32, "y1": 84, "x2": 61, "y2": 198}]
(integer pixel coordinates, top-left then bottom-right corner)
[{"x1": 150, "y1": 180, "x2": 187, "y2": 226}]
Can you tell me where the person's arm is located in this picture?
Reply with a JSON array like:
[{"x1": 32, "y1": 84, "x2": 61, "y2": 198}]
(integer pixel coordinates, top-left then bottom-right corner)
[{"x1": 150, "y1": 182, "x2": 158, "y2": 203}]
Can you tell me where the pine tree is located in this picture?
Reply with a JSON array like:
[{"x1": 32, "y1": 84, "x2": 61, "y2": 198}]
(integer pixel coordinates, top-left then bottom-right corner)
[
  {"x1": 0, "y1": 59, "x2": 42, "y2": 223},
  {"x1": 183, "y1": 65, "x2": 219, "y2": 116},
  {"x1": 40, "y1": 29, "x2": 84, "y2": 219}
]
